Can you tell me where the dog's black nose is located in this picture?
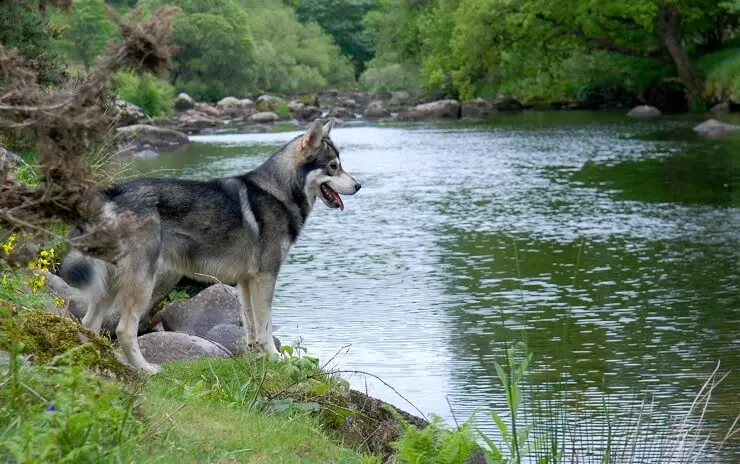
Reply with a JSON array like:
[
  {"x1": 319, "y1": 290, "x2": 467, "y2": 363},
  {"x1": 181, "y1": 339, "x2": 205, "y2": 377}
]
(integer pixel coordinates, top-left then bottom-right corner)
[{"x1": 355, "y1": 182, "x2": 362, "y2": 192}]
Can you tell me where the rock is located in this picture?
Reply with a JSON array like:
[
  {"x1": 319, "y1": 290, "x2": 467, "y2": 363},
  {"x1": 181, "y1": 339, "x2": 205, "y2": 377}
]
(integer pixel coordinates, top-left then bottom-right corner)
[
  {"x1": 339, "y1": 98, "x2": 358, "y2": 109},
  {"x1": 0, "y1": 146, "x2": 24, "y2": 170},
  {"x1": 461, "y1": 98, "x2": 498, "y2": 119},
  {"x1": 239, "y1": 98, "x2": 256, "y2": 112},
  {"x1": 137, "y1": 332, "x2": 231, "y2": 364},
  {"x1": 710, "y1": 103, "x2": 730, "y2": 114},
  {"x1": 217, "y1": 96, "x2": 241, "y2": 110},
  {"x1": 195, "y1": 102, "x2": 220, "y2": 118},
  {"x1": 157, "y1": 284, "x2": 243, "y2": 337},
  {"x1": 363, "y1": 100, "x2": 390, "y2": 119},
  {"x1": 177, "y1": 109, "x2": 223, "y2": 132},
  {"x1": 627, "y1": 105, "x2": 661, "y2": 118},
  {"x1": 133, "y1": 150, "x2": 159, "y2": 160},
  {"x1": 403, "y1": 99, "x2": 461, "y2": 120},
  {"x1": 490, "y1": 97, "x2": 522, "y2": 111},
  {"x1": 174, "y1": 93, "x2": 196, "y2": 111},
  {"x1": 203, "y1": 324, "x2": 283, "y2": 355},
  {"x1": 693, "y1": 119, "x2": 740, "y2": 137},
  {"x1": 329, "y1": 106, "x2": 354, "y2": 119},
  {"x1": 112, "y1": 99, "x2": 150, "y2": 126},
  {"x1": 389, "y1": 91, "x2": 410, "y2": 107},
  {"x1": 248, "y1": 111, "x2": 279, "y2": 123},
  {"x1": 256, "y1": 94, "x2": 285, "y2": 112},
  {"x1": 288, "y1": 101, "x2": 322, "y2": 121},
  {"x1": 117, "y1": 124, "x2": 188, "y2": 152}
]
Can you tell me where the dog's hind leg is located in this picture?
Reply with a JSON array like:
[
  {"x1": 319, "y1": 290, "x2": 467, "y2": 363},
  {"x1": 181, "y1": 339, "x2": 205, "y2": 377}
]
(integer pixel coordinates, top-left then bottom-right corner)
[
  {"x1": 114, "y1": 239, "x2": 162, "y2": 375},
  {"x1": 246, "y1": 273, "x2": 279, "y2": 355}
]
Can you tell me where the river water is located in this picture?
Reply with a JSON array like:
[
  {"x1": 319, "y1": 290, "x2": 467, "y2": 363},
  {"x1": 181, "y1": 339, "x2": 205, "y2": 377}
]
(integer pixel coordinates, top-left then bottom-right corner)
[{"x1": 135, "y1": 111, "x2": 739, "y2": 462}]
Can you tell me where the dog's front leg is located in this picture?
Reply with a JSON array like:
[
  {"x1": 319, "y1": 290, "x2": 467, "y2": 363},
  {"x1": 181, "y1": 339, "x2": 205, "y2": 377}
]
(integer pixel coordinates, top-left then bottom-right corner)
[
  {"x1": 247, "y1": 273, "x2": 280, "y2": 355},
  {"x1": 237, "y1": 279, "x2": 257, "y2": 351}
]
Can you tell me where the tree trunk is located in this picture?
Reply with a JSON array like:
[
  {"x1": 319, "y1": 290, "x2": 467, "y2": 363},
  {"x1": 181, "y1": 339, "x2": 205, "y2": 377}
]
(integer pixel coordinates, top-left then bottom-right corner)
[{"x1": 656, "y1": 6, "x2": 704, "y2": 102}]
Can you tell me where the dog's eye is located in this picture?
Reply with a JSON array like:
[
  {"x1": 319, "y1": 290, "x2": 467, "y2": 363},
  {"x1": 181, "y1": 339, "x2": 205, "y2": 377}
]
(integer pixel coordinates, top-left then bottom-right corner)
[{"x1": 329, "y1": 161, "x2": 338, "y2": 170}]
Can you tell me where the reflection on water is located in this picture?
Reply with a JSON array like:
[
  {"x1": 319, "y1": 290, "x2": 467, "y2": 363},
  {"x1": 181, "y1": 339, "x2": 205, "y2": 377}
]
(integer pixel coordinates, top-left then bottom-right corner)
[{"x1": 135, "y1": 112, "x2": 739, "y2": 461}]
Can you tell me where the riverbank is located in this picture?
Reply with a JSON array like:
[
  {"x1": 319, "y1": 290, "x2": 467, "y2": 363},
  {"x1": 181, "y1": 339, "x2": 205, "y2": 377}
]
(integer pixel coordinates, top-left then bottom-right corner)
[{"x1": 110, "y1": 89, "x2": 740, "y2": 158}]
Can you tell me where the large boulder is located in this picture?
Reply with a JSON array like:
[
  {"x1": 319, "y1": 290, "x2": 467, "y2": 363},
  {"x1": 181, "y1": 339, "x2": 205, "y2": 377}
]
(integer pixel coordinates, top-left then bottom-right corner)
[
  {"x1": 174, "y1": 93, "x2": 196, "y2": 111},
  {"x1": 693, "y1": 119, "x2": 740, "y2": 137},
  {"x1": 177, "y1": 109, "x2": 223, "y2": 133},
  {"x1": 256, "y1": 94, "x2": 285, "y2": 112},
  {"x1": 329, "y1": 106, "x2": 354, "y2": 119},
  {"x1": 339, "y1": 98, "x2": 358, "y2": 109},
  {"x1": 216, "y1": 96, "x2": 241, "y2": 110},
  {"x1": 461, "y1": 98, "x2": 498, "y2": 119},
  {"x1": 0, "y1": 146, "x2": 24, "y2": 174},
  {"x1": 389, "y1": 91, "x2": 410, "y2": 108},
  {"x1": 195, "y1": 102, "x2": 220, "y2": 118},
  {"x1": 137, "y1": 332, "x2": 232, "y2": 364},
  {"x1": 627, "y1": 105, "x2": 661, "y2": 118},
  {"x1": 116, "y1": 124, "x2": 188, "y2": 152},
  {"x1": 201, "y1": 324, "x2": 282, "y2": 355},
  {"x1": 112, "y1": 99, "x2": 150, "y2": 126},
  {"x1": 363, "y1": 100, "x2": 389, "y2": 119},
  {"x1": 490, "y1": 97, "x2": 522, "y2": 112},
  {"x1": 156, "y1": 284, "x2": 243, "y2": 336},
  {"x1": 403, "y1": 99, "x2": 461, "y2": 120},
  {"x1": 239, "y1": 98, "x2": 256, "y2": 113},
  {"x1": 248, "y1": 111, "x2": 279, "y2": 124},
  {"x1": 288, "y1": 101, "x2": 322, "y2": 121}
]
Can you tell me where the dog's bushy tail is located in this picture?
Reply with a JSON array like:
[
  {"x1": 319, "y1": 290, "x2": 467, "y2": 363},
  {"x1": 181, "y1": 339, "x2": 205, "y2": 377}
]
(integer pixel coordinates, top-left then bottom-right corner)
[{"x1": 60, "y1": 226, "x2": 95, "y2": 289}]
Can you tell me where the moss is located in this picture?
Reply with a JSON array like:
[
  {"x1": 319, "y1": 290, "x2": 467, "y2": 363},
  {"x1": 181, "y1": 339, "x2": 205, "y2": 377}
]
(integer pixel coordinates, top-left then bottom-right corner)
[
  {"x1": 0, "y1": 305, "x2": 141, "y2": 384},
  {"x1": 298, "y1": 93, "x2": 319, "y2": 106},
  {"x1": 256, "y1": 99, "x2": 279, "y2": 112},
  {"x1": 322, "y1": 388, "x2": 428, "y2": 458}
]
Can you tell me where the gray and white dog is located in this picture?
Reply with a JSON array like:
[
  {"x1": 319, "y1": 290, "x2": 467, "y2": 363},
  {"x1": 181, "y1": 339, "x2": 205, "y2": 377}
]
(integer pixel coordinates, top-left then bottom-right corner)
[{"x1": 61, "y1": 118, "x2": 360, "y2": 374}]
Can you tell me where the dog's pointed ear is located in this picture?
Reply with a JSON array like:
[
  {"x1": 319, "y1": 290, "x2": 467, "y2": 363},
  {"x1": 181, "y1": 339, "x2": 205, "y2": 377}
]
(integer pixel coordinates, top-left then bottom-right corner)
[
  {"x1": 301, "y1": 119, "x2": 324, "y2": 151},
  {"x1": 322, "y1": 118, "x2": 336, "y2": 138}
]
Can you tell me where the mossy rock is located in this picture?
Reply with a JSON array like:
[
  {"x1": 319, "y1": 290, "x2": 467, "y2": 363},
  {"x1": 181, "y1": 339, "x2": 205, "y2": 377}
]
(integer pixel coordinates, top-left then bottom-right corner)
[
  {"x1": 256, "y1": 99, "x2": 279, "y2": 112},
  {"x1": 322, "y1": 388, "x2": 428, "y2": 458},
  {"x1": 0, "y1": 304, "x2": 141, "y2": 384},
  {"x1": 298, "y1": 93, "x2": 319, "y2": 107}
]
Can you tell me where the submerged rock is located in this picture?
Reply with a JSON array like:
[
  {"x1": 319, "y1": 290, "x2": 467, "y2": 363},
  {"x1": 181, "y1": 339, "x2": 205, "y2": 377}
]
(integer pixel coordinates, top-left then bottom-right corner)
[
  {"x1": 401, "y1": 99, "x2": 461, "y2": 120},
  {"x1": 693, "y1": 119, "x2": 740, "y2": 137},
  {"x1": 117, "y1": 124, "x2": 188, "y2": 152},
  {"x1": 627, "y1": 105, "x2": 661, "y2": 118}
]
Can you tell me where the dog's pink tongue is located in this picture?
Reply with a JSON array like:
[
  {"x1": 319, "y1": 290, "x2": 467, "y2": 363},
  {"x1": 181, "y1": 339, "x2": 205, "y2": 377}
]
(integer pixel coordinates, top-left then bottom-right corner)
[{"x1": 335, "y1": 192, "x2": 344, "y2": 211}]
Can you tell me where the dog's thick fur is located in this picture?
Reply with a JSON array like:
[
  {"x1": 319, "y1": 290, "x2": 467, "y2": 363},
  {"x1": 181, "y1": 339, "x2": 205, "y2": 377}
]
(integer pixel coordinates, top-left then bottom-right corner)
[{"x1": 60, "y1": 119, "x2": 360, "y2": 374}]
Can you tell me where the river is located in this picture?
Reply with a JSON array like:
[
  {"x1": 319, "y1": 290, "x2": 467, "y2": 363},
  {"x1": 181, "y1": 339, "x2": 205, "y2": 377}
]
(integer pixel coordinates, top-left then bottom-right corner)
[{"x1": 134, "y1": 111, "x2": 739, "y2": 462}]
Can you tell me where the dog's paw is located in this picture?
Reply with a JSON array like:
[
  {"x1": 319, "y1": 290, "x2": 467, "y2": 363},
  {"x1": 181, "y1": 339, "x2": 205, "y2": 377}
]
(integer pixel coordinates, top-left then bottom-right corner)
[{"x1": 139, "y1": 362, "x2": 163, "y2": 375}]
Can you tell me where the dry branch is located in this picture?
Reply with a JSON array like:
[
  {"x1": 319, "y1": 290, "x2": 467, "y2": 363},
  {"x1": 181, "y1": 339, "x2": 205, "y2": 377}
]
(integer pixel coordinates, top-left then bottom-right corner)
[{"x1": 0, "y1": 6, "x2": 179, "y2": 261}]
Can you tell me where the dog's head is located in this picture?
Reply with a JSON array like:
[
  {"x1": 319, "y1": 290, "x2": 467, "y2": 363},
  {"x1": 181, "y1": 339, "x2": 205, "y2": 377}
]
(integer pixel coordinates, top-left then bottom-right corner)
[{"x1": 297, "y1": 118, "x2": 360, "y2": 210}]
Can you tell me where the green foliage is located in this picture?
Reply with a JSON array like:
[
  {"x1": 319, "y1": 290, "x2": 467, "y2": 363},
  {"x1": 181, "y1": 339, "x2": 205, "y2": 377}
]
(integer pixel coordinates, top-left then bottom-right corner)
[
  {"x1": 140, "y1": 0, "x2": 258, "y2": 101},
  {"x1": 57, "y1": 0, "x2": 117, "y2": 70},
  {"x1": 359, "y1": 59, "x2": 420, "y2": 92},
  {"x1": 364, "y1": 0, "x2": 738, "y2": 102},
  {"x1": 392, "y1": 414, "x2": 479, "y2": 464},
  {"x1": 275, "y1": 102, "x2": 292, "y2": 119},
  {"x1": 0, "y1": 1, "x2": 67, "y2": 86},
  {"x1": 244, "y1": 0, "x2": 356, "y2": 94},
  {"x1": 0, "y1": 343, "x2": 143, "y2": 463},
  {"x1": 698, "y1": 48, "x2": 740, "y2": 102},
  {"x1": 292, "y1": 0, "x2": 377, "y2": 74},
  {"x1": 113, "y1": 70, "x2": 175, "y2": 117}
]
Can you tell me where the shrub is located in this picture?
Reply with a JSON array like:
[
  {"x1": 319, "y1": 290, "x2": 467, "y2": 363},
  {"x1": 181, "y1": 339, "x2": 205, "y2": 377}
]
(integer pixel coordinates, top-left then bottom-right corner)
[
  {"x1": 698, "y1": 48, "x2": 740, "y2": 102},
  {"x1": 113, "y1": 70, "x2": 175, "y2": 117},
  {"x1": 359, "y1": 61, "x2": 420, "y2": 92}
]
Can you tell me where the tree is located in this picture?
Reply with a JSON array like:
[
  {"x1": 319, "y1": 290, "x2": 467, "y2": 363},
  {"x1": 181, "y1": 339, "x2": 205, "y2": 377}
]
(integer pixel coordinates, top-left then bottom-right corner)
[
  {"x1": 291, "y1": 0, "x2": 377, "y2": 74},
  {"x1": 62, "y1": 0, "x2": 117, "y2": 70},
  {"x1": 0, "y1": 0, "x2": 68, "y2": 86},
  {"x1": 146, "y1": 0, "x2": 258, "y2": 101}
]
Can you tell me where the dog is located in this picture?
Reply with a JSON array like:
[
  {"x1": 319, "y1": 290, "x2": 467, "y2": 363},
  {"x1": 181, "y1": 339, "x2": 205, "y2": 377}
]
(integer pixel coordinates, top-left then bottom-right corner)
[{"x1": 60, "y1": 118, "x2": 360, "y2": 374}]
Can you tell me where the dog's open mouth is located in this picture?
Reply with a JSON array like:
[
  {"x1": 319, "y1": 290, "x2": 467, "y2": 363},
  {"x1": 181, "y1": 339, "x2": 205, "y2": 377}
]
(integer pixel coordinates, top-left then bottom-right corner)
[{"x1": 320, "y1": 183, "x2": 344, "y2": 210}]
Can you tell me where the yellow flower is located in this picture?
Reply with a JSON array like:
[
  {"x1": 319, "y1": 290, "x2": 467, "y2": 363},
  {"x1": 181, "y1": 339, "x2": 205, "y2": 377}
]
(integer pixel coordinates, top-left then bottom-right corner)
[
  {"x1": 2, "y1": 274, "x2": 7, "y2": 285},
  {"x1": 52, "y1": 296, "x2": 65, "y2": 307}
]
